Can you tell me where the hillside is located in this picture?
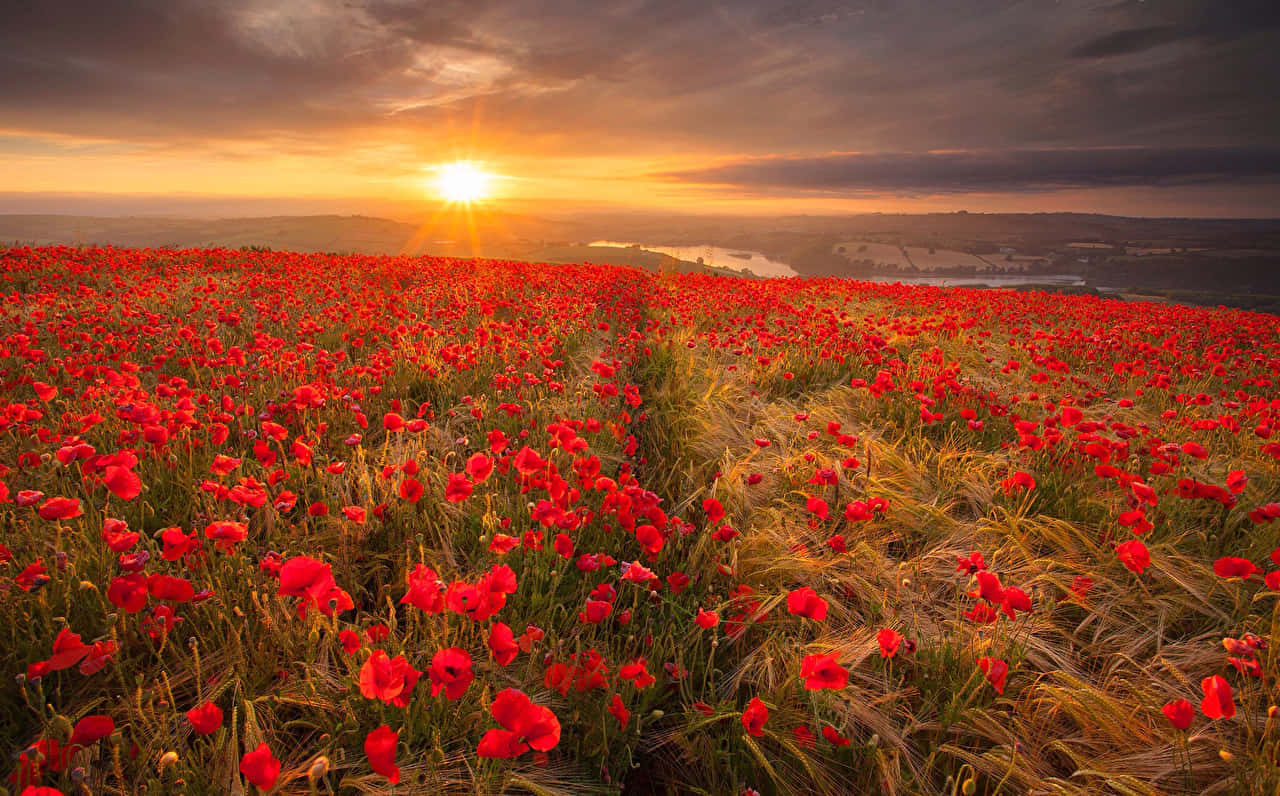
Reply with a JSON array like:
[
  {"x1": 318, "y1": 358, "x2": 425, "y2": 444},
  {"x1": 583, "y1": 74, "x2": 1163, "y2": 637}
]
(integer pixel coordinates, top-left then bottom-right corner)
[{"x1": 1, "y1": 245, "x2": 1277, "y2": 794}]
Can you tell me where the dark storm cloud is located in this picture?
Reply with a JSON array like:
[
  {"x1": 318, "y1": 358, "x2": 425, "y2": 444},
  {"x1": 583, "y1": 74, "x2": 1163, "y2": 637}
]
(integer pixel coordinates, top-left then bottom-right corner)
[
  {"x1": 0, "y1": 0, "x2": 1277, "y2": 170},
  {"x1": 659, "y1": 147, "x2": 1280, "y2": 195}
]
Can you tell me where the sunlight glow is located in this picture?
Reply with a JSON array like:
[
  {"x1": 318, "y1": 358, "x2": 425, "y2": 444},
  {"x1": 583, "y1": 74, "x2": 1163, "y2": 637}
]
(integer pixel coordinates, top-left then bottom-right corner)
[{"x1": 432, "y1": 161, "x2": 494, "y2": 203}]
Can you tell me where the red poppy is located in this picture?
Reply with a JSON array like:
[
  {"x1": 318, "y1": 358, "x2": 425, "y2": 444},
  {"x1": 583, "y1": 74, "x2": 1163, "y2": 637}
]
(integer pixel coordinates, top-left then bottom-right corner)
[
  {"x1": 1161, "y1": 698, "x2": 1194, "y2": 730},
  {"x1": 445, "y1": 472, "x2": 474, "y2": 502},
  {"x1": 619, "y1": 658, "x2": 656, "y2": 689},
  {"x1": 46, "y1": 627, "x2": 91, "y2": 671},
  {"x1": 203, "y1": 520, "x2": 248, "y2": 553},
  {"x1": 278, "y1": 555, "x2": 353, "y2": 618},
  {"x1": 364, "y1": 724, "x2": 400, "y2": 784},
  {"x1": 239, "y1": 743, "x2": 281, "y2": 791},
  {"x1": 488, "y1": 622, "x2": 519, "y2": 666},
  {"x1": 147, "y1": 574, "x2": 195, "y2": 602},
  {"x1": 400, "y1": 564, "x2": 445, "y2": 614},
  {"x1": 398, "y1": 478, "x2": 424, "y2": 502},
  {"x1": 1200, "y1": 675, "x2": 1235, "y2": 719},
  {"x1": 877, "y1": 628, "x2": 903, "y2": 658},
  {"x1": 800, "y1": 651, "x2": 849, "y2": 690},
  {"x1": 1213, "y1": 557, "x2": 1259, "y2": 580},
  {"x1": 822, "y1": 725, "x2": 851, "y2": 746},
  {"x1": 103, "y1": 465, "x2": 142, "y2": 500},
  {"x1": 107, "y1": 573, "x2": 149, "y2": 613},
  {"x1": 187, "y1": 701, "x2": 223, "y2": 735},
  {"x1": 695, "y1": 608, "x2": 719, "y2": 629},
  {"x1": 977, "y1": 657, "x2": 1008, "y2": 694},
  {"x1": 786, "y1": 587, "x2": 828, "y2": 621},
  {"x1": 339, "y1": 630, "x2": 361, "y2": 655},
  {"x1": 466, "y1": 453, "x2": 494, "y2": 482},
  {"x1": 1115, "y1": 539, "x2": 1150, "y2": 574},
  {"x1": 476, "y1": 689, "x2": 561, "y2": 758},
  {"x1": 741, "y1": 697, "x2": 769, "y2": 737},
  {"x1": 608, "y1": 693, "x2": 630, "y2": 728},
  {"x1": 428, "y1": 647, "x2": 474, "y2": 700},
  {"x1": 37, "y1": 496, "x2": 83, "y2": 521},
  {"x1": 359, "y1": 650, "x2": 422, "y2": 708}
]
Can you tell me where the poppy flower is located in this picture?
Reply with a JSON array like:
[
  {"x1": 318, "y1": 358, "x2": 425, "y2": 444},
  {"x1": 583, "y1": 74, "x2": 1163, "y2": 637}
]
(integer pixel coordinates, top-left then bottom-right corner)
[
  {"x1": 107, "y1": 573, "x2": 149, "y2": 613},
  {"x1": 800, "y1": 651, "x2": 849, "y2": 690},
  {"x1": 65, "y1": 714, "x2": 114, "y2": 748},
  {"x1": 444, "y1": 473, "x2": 474, "y2": 502},
  {"x1": 359, "y1": 650, "x2": 422, "y2": 708},
  {"x1": 466, "y1": 453, "x2": 494, "y2": 482},
  {"x1": 160, "y1": 527, "x2": 200, "y2": 561},
  {"x1": 579, "y1": 599, "x2": 613, "y2": 624},
  {"x1": 147, "y1": 574, "x2": 195, "y2": 602},
  {"x1": 203, "y1": 520, "x2": 248, "y2": 553},
  {"x1": 822, "y1": 725, "x2": 851, "y2": 746},
  {"x1": 46, "y1": 627, "x2": 91, "y2": 671},
  {"x1": 476, "y1": 689, "x2": 561, "y2": 758},
  {"x1": 877, "y1": 628, "x2": 903, "y2": 658},
  {"x1": 103, "y1": 466, "x2": 142, "y2": 500},
  {"x1": 1200, "y1": 675, "x2": 1235, "y2": 719},
  {"x1": 339, "y1": 630, "x2": 361, "y2": 655},
  {"x1": 79, "y1": 640, "x2": 117, "y2": 675},
  {"x1": 977, "y1": 657, "x2": 1009, "y2": 694},
  {"x1": 1161, "y1": 698, "x2": 1194, "y2": 730},
  {"x1": 364, "y1": 724, "x2": 400, "y2": 784},
  {"x1": 400, "y1": 564, "x2": 445, "y2": 614},
  {"x1": 398, "y1": 478, "x2": 424, "y2": 502},
  {"x1": 608, "y1": 693, "x2": 631, "y2": 729},
  {"x1": 805, "y1": 496, "x2": 830, "y2": 521},
  {"x1": 695, "y1": 608, "x2": 719, "y2": 629},
  {"x1": 37, "y1": 497, "x2": 82, "y2": 521},
  {"x1": 793, "y1": 724, "x2": 816, "y2": 749},
  {"x1": 786, "y1": 587, "x2": 828, "y2": 621},
  {"x1": 488, "y1": 622, "x2": 519, "y2": 666},
  {"x1": 240, "y1": 742, "x2": 281, "y2": 791},
  {"x1": 702, "y1": 498, "x2": 725, "y2": 525},
  {"x1": 619, "y1": 658, "x2": 656, "y2": 689},
  {"x1": 1213, "y1": 557, "x2": 1259, "y2": 580},
  {"x1": 1115, "y1": 539, "x2": 1150, "y2": 574},
  {"x1": 187, "y1": 701, "x2": 223, "y2": 735},
  {"x1": 428, "y1": 647, "x2": 474, "y2": 700},
  {"x1": 741, "y1": 697, "x2": 769, "y2": 737}
]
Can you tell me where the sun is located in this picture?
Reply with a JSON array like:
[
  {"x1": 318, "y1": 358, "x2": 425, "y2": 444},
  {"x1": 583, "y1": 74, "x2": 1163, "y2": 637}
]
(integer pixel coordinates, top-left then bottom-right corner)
[{"x1": 432, "y1": 161, "x2": 493, "y2": 203}]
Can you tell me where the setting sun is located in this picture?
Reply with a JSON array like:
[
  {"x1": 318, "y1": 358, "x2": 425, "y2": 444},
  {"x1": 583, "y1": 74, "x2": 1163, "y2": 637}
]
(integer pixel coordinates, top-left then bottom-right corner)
[{"x1": 432, "y1": 161, "x2": 494, "y2": 203}]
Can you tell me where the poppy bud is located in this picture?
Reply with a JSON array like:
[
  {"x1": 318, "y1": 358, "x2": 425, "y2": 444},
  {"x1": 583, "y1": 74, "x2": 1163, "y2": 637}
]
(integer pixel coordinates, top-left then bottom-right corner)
[
  {"x1": 52, "y1": 713, "x2": 73, "y2": 740},
  {"x1": 158, "y1": 750, "x2": 179, "y2": 772},
  {"x1": 962, "y1": 778, "x2": 977, "y2": 795},
  {"x1": 308, "y1": 755, "x2": 331, "y2": 782}
]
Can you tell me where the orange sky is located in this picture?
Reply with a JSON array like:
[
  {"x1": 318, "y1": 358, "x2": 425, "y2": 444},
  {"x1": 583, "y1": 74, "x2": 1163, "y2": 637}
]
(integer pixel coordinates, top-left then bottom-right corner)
[{"x1": 2, "y1": 1, "x2": 1278, "y2": 218}]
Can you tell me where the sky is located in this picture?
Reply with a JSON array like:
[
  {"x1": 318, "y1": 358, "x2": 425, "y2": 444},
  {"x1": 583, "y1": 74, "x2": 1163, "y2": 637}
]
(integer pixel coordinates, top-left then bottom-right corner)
[{"x1": 2, "y1": 0, "x2": 1278, "y2": 217}]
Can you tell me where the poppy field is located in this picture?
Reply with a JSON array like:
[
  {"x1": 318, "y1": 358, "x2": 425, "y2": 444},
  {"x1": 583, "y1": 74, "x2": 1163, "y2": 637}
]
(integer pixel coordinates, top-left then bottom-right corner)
[{"x1": 2, "y1": 244, "x2": 1280, "y2": 795}]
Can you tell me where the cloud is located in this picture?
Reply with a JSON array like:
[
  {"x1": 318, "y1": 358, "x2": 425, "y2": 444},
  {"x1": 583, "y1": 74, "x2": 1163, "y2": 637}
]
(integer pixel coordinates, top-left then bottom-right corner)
[
  {"x1": 1069, "y1": 26, "x2": 1182, "y2": 58},
  {"x1": 0, "y1": 0, "x2": 1277, "y2": 174},
  {"x1": 660, "y1": 147, "x2": 1280, "y2": 195}
]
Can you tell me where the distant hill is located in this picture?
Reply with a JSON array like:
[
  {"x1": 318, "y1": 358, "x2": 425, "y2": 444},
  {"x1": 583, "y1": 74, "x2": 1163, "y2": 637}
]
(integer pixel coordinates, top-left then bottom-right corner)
[{"x1": 0, "y1": 213, "x2": 516, "y2": 257}]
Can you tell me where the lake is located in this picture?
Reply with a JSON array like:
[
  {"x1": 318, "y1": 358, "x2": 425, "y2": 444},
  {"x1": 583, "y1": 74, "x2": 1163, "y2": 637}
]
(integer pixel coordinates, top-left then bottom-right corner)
[
  {"x1": 588, "y1": 241, "x2": 1085, "y2": 286},
  {"x1": 588, "y1": 241, "x2": 799, "y2": 278}
]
